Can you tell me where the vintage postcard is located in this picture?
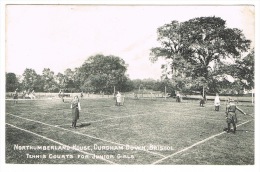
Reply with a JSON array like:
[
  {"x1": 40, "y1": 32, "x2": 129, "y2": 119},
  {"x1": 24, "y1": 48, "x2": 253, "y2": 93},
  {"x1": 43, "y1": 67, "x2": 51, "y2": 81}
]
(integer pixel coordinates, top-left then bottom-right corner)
[{"x1": 1, "y1": 1, "x2": 259, "y2": 172}]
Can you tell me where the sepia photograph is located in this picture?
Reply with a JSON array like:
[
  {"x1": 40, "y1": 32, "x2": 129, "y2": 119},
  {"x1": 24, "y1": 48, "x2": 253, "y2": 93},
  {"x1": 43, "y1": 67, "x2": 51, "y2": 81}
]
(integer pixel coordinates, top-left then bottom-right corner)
[{"x1": 0, "y1": 0, "x2": 259, "y2": 171}]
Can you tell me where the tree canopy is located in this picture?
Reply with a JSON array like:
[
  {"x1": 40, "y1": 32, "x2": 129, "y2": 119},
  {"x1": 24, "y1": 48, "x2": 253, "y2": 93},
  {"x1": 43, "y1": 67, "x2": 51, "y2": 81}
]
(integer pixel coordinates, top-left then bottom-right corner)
[
  {"x1": 150, "y1": 16, "x2": 252, "y2": 94},
  {"x1": 75, "y1": 54, "x2": 130, "y2": 93},
  {"x1": 5, "y1": 16, "x2": 254, "y2": 96},
  {"x1": 21, "y1": 68, "x2": 42, "y2": 91},
  {"x1": 6, "y1": 73, "x2": 19, "y2": 92}
]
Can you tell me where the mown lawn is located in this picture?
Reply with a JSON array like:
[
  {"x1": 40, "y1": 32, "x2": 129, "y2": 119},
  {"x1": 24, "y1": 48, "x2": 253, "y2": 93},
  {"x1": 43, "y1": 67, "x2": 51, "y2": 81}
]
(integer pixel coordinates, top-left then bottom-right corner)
[{"x1": 5, "y1": 97, "x2": 254, "y2": 164}]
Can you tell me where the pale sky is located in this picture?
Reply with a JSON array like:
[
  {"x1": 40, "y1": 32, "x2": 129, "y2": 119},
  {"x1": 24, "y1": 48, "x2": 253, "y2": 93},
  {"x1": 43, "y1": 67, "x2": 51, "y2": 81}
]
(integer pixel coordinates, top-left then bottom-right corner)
[{"x1": 5, "y1": 5, "x2": 255, "y2": 79}]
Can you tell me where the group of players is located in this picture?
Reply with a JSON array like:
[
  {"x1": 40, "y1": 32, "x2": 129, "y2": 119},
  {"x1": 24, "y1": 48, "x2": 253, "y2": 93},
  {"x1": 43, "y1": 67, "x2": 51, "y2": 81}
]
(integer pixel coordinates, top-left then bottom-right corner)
[
  {"x1": 174, "y1": 92, "x2": 250, "y2": 134},
  {"x1": 12, "y1": 88, "x2": 36, "y2": 103},
  {"x1": 12, "y1": 89, "x2": 251, "y2": 133},
  {"x1": 68, "y1": 91, "x2": 251, "y2": 132}
]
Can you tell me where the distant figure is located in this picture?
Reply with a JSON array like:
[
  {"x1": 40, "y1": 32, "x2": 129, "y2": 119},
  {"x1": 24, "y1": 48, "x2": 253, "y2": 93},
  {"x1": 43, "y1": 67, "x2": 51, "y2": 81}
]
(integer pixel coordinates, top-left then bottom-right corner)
[
  {"x1": 13, "y1": 88, "x2": 18, "y2": 104},
  {"x1": 70, "y1": 96, "x2": 81, "y2": 129},
  {"x1": 100, "y1": 91, "x2": 104, "y2": 97},
  {"x1": 80, "y1": 91, "x2": 84, "y2": 99},
  {"x1": 58, "y1": 90, "x2": 62, "y2": 97},
  {"x1": 214, "y1": 93, "x2": 220, "y2": 111},
  {"x1": 150, "y1": 92, "x2": 155, "y2": 99},
  {"x1": 59, "y1": 89, "x2": 65, "y2": 102},
  {"x1": 134, "y1": 92, "x2": 139, "y2": 99},
  {"x1": 224, "y1": 98, "x2": 247, "y2": 133},
  {"x1": 176, "y1": 92, "x2": 181, "y2": 102},
  {"x1": 199, "y1": 96, "x2": 205, "y2": 107},
  {"x1": 116, "y1": 91, "x2": 122, "y2": 106}
]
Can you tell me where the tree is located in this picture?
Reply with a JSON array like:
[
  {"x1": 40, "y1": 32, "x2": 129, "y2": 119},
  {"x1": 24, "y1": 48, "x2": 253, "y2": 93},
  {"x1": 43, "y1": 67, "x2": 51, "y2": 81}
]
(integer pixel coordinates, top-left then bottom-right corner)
[
  {"x1": 150, "y1": 17, "x2": 251, "y2": 95},
  {"x1": 153, "y1": 79, "x2": 175, "y2": 96},
  {"x1": 76, "y1": 54, "x2": 128, "y2": 94},
  {"x1": 121, "y1": 78, "x2": 135, "y2": 92},
  {"x1": 55, "y1": 72, "x2": 66, "y2": 90},
  {"x1": 64, "y1": 68, "x2": 74, "y2": 80},
  {"x1": 21, "y1": 68, "x2": 42, "y2": 91},
  {"x1": 231, "y1": 49, "x2": 254, "y2": 90},
  {"x1": 212, "y1": 49, "x2": 254, "y2": 94},
  {"x1": 132, "y1": 79, "x2": 143, "y2": 91},
  {"x1": 64, "y1": 68, "x2": 76, "y2": 92},
  {"x1": 6, "y1": 73, "x2": 19, "y2": 92},
  {"x1": 42, "y1": 68, "x2": 58, "y2": 92}
]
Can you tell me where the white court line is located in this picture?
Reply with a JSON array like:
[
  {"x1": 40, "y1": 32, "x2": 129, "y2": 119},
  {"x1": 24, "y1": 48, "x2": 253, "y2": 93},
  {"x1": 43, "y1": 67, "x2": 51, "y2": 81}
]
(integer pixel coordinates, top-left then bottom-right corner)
[
  {"x1": 6, "y1": 123, "x2": 116, "y2": 164},
  {"x1": 6, "y1": 113, "x2": 165, "y2": 158},
  {"x1": 60, "y1": 113, "x2": 151, "y2": 126},
  {"x1": 86, "y1": 111, "x2": 112, "y2": 117},
  {"x1": 59, "y1": 110, "x2": 224, "y2": 129},
  {"x1": 88, "y1": 106, "x2": 147, "y2": 114},
  {"x1": 151, "y1": 119, "x2": 254, "y2": 165}
]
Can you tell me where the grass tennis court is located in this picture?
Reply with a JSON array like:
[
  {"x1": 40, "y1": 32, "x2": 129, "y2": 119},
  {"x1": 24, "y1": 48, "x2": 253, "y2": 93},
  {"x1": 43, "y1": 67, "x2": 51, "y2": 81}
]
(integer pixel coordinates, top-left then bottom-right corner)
[{"x1": 5, "y1": 97, "x2": 254, "y2": 164}]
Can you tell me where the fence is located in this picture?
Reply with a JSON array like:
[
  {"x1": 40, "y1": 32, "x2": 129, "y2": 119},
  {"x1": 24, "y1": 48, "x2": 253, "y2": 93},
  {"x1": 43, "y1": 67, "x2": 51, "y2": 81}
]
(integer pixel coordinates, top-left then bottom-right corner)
[{"x1": 5, "y1": 92, "x2": 253, "y2": 102}]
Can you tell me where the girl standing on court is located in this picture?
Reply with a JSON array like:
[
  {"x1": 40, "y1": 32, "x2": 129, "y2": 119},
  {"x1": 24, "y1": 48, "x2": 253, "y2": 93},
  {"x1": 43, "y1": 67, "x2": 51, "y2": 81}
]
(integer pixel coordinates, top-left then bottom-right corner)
[
  {"x1": 116, "y1": 91, "x2": 122, "y2": 106},
  {"x1": 214, "y1": 93, "x2": 220, "y2": 111},
  {"x1": 70, "y1": 96, "x2": 81, "y2": 129},
  {"x1": 13, "y1": 88, "x2": 18, "y2": 104},
  {"x1": 224, "y1": 98, "x2": 247, "y2": 133}
]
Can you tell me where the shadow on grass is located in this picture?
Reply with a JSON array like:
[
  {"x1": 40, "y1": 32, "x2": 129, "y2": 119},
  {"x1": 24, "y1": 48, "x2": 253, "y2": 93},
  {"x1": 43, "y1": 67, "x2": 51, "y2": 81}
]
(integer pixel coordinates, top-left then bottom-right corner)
[{"x1": 78, "y1": 123, "x2": 91, "y2": 128}]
